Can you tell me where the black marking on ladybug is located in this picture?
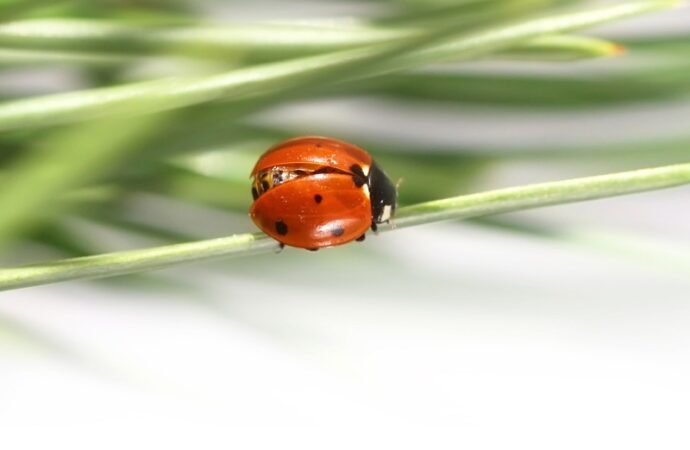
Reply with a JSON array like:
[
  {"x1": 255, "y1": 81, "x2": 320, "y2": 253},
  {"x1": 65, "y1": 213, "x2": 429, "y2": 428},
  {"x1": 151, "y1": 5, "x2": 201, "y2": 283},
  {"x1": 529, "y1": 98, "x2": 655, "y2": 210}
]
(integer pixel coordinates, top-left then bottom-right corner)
[
  {"x1": 356, "y1": 234, "x2": 366, "y2": 242},
  {"x1": 314, "y1": 167, "x2": 336, "y2": 175},
  {"x1": 314, "y1": 194, "x2": 323, "y2": 204},
  {"x1": 350, "y1": 164, "x2": 366, "y2": 178},
  {"x1": 275, "y1": 220, "x2": 288, "y2": 236},
  {"x1": 251, "y1": 187, "x2": 259, "y2": 200},
  {"x1": 331, "y1": 226, "x2": 345, "y2": 237},
  {"x1": 293, "y1": 169, "x2": 309, "y2": 176},
  {"x1": 350, "y1": 164, "x2": 367, "y2": 188},
  {"x1": 368, "y1": 161, "x2": 397, "y2": 225},
  {"x1": 261, "y1": 180, "x2": 270, "y2": 191},
  {"x1": 315, "y1": 142, "x2": 322, "y2": 148}
]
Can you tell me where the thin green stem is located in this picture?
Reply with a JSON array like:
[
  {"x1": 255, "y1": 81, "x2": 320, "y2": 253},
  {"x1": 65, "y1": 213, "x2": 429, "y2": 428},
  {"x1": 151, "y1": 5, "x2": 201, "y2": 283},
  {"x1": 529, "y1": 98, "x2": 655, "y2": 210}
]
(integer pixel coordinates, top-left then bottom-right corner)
[
  {"x1": 0, "y1": 20, "x2": 620, "y2": 63},
  {"x1": 0, "y1": 0, "x2": 674, "y2": 131},
  {"x1": 0, "y1": 162, "x2": 688, "y2": 292},
  {"x1": 392, "y1": 163, "x2": 690, "y2": 228}
]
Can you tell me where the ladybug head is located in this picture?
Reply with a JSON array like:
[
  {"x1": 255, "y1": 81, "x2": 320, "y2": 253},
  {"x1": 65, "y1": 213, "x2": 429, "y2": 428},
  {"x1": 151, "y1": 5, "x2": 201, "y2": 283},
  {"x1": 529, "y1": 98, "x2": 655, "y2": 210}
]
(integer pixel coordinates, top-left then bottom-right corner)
[{"x1": 368, "y1": 161, "x2": 397, "y2": 225}]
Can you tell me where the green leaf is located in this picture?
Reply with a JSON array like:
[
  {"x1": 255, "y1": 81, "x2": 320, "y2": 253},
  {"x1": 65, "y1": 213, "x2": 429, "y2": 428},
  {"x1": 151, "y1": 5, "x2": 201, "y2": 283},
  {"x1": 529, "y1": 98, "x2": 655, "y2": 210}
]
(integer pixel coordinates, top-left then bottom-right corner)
[
  {"x1": 0, "y1": 0, "x2": 674, "y2": 132},
  {"x1": 369, "y1": 61, "x2": 690, "y2": 108},
  {"x1": 0, "y1": 112, "x2": 166, "y2": 246},
  {"x1": 0, "y1": 47, "x2": 138, "y2": 67},
  {"x1": 0, "y1": 0, "x2": 60, "y2": 20},
  {"x1": 0, "y1": 35, "x2": 625, "y2": 70},
  {"x1": 0, "y1": 162, "x2": 688, "y2": 291},
  {"x1": 0, "y1": 18, "x2": 407, "y2": 59},
  {"x1": 498, "y1": 34, "x2": 625, "y2": 61},
  {"x1": 0, "y1": 1, "x2": 559, "y2": 63}
]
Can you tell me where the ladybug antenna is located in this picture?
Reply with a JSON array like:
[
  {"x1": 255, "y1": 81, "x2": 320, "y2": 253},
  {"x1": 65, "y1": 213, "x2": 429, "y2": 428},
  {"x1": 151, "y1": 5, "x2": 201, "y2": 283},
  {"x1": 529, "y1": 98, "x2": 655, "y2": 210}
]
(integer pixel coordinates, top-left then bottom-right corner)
[{"x1": 395, "y1": 177, "x2": 404, "y2": 191}]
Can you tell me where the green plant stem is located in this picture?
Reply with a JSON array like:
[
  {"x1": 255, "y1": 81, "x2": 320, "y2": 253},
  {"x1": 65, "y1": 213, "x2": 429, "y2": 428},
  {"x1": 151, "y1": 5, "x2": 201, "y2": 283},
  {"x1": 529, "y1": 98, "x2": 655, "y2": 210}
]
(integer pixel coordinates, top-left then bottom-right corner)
[
  {"x1": 0, "y1": 0, "x2": 673, "y2": 132},
  {"x1": 0, "y1": 112, "x2": 167, "y2": 245},
  {"x1": 0, "y1": 18, "x2": 619, "y2": 63},
  {"x1": 0, "y1": 162, "x2": 688, "y2": 292},
  {"x1": 0, "y1": 47, "x2": 140, "y2": 67},
  {"x1": 0, "y1": 18, "x2": 405, "y2": 58},
  {"x1": 0, "y1": 34, "x2": 621, "y2": 69},
  {"x1": 392, "y1": 163, "x2": 690, "y2": 228},
  {"x1": 498, "y1": 34, "x2": 624, "y2": 60}
]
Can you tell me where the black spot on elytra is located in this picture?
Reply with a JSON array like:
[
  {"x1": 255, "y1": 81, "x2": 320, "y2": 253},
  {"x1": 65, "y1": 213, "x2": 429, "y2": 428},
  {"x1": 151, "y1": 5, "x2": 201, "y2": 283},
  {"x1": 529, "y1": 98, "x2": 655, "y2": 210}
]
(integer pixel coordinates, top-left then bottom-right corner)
[
  {"x1": 314, "y1": 194, "x2": 323, "y2": 204},
  {"x1": 356, "y1": 234, "x2": 366, "y2": 242},
  {"x1": 275, "y1": 220, "x2": 288, "y2": 236},
  {"x1": 315, "y1": 142, "x2": 322, "y2": 148},
  {"x1": 261, "y1": 180, "x2": 270, "y2": 191},
  {"x1": 251, "y1": 187, "x2": 259, "y2": 200},
  {"x1": 350, "y1": 164, "x2": 365, "y2": 177},
  {"x1": 350, "y1": 164, "x2": 367, "y2": 188},
  {"x1": 353, "y1": 176, "x2": 366, "y2": 188},
  {"x1": 331, "y1": 226, "x2": 345, "y2": 237}
]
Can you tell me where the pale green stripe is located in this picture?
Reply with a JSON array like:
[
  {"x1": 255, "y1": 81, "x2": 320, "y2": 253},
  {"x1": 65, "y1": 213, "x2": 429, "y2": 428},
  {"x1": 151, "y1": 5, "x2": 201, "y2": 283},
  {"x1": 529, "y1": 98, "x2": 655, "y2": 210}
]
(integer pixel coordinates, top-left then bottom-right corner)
[{"x1": 0, "y1": 162, "x2": 687, "y2": 292}]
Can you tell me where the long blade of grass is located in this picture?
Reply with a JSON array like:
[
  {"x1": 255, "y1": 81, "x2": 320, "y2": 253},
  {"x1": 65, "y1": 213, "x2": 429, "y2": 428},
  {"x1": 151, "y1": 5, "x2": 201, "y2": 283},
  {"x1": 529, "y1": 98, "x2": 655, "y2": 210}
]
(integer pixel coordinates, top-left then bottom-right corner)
[
  {"x1": 0, "y1": 2, "x2": 564, "y2": 62},
  {"x1": 381, "y1": 0, "x2": 677, "y2": 69},
  {"x1": 0, "y1": 35, "x2": 626, "y2": 75},
  {"x1": 0, "y1": 18, "x2": 408, "y2": 58},
  {"x1": 0, "y1": 111, "x2": 166, "y2": 246},
  {"x1": 0, "y1": 0, "x2": 59, "y2": 21},
  {"x1": 0, "y1": 35, "x2": 617, "y2": 70},
  {"x1": 0, "y1": 162, "x2": 688, "y2": 292},
  {"x1": 498, "y1": 34, "x2": 625, "y2": 60},
  {"x1": 0, "y1": 0, "x2": 674, "y2": 132},
  {"x1": 368, "y1": 60, "x2": 690, "y2": 108},
  {"x1": 0, "y1": 47, "x2": 139, "y2": 67}
]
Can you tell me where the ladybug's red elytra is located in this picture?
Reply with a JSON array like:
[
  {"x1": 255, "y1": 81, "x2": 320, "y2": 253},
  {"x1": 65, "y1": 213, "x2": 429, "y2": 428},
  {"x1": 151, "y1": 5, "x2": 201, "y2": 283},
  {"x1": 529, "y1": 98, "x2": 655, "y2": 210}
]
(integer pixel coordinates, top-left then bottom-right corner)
[{"x1": 249, "y1": 136, "x2": 397, "y2": 250}]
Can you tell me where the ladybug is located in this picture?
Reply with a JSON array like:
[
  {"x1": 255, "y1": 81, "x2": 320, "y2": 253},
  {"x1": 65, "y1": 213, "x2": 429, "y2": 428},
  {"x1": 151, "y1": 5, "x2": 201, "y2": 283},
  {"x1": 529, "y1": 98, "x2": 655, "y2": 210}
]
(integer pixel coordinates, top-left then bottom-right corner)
[{"x1": 249, "y1": 136, "x2": 397, "y2": 250}]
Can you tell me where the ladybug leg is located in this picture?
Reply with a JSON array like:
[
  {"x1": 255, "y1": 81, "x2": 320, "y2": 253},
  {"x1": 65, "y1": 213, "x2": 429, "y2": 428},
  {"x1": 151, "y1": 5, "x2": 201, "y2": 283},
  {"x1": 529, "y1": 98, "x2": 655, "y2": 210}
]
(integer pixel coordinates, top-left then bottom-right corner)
[
  {"x1": 306, "y1": 247, "x2": 319, "y2": 252},
  {"x1": 370, "y1": 222, "x2": 378, "y2": 234},
  {"x1": 273, "y1": 242, "x2": 286, "y2": 254},
  {"x1": 356, "y1": 233, "x2": 366, "y2": 242}
]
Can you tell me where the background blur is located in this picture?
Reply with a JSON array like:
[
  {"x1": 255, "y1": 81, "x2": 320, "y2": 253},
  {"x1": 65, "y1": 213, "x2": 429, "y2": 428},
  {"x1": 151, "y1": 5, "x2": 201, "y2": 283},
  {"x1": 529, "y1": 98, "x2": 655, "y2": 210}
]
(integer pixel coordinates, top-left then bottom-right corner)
[{"x1": 1, "y1": 0, "x2": 689, "y2": 447}]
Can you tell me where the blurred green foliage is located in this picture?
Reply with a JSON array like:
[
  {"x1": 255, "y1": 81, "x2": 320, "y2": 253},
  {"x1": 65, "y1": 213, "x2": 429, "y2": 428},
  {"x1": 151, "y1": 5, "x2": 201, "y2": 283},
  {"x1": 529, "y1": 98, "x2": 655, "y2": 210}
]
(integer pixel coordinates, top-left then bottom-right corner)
[{"x1": 0, "y1": 0, "x2": 687, "y2": 285}]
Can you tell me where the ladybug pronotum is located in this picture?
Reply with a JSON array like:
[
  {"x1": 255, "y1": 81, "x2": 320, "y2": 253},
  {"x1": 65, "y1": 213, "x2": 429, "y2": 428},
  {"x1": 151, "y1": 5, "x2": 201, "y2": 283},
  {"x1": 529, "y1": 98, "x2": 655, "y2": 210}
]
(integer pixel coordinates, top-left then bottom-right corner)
[{"x1": 249, "y1": 136, "x2": 397, "y2": 250}]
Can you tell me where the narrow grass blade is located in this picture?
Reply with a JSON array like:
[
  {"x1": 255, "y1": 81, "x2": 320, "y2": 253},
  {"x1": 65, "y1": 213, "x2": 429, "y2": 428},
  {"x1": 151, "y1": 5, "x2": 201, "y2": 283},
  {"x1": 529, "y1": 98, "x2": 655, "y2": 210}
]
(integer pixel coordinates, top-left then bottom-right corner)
[
  {"x1": 393, "y1": 163, "x2": 690, "y2": 228},
  {"x1": 0, "y1": 0, "x2": 58, "y2": 20},
  {"x1": 0, "y1": 18, "x2": 407, "y2": 59},
  {"x1": 0, "y1": 0, "x2": 674, "y2": 132},
  {"x1": 0, "y1": 112, "x2": 166, "y2": 245},
  {"x1": 0, "y1": 47, "x2": 139, "y2": 67},
  {"x1": 381, "y1": 0, "x2": 677, "y2": 69},
  {"x1": 498, "y1": 34, "x2": 625, "y2": 60},
  {"x1": 0, "y1": 162, "x2": 687, "y2": 292},
  {"x1": 370, "y1": 62, "x2": 690, "y2": 108},
  {"x1": 0, "y1": 35, "x2": 624, "y2": 70}
]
